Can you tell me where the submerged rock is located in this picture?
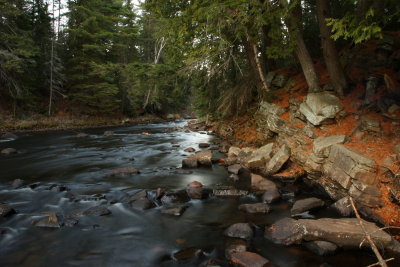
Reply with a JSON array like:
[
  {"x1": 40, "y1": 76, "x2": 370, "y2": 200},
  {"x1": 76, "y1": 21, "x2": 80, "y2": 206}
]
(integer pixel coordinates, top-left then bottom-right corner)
[
  {"x1": 161, "y1": 191, "x2": 190, "y2": 205},
  {"x1": 11, "y1": 178, "x2": 25, "y2": 188},
  {"x1": 130, "y1": 198, "x2": 155, "y2": 211},
  {"x1": 83, "y1": 206, "x2": 111, "y2": 216},
  {"x1": 1, "y1": 148, "x2": 17, "y2": 155},
  {"x1": 108, "y1": 168, "x2": 140, "y2": 177},
  {"x1": 0, "y1": 203, "x2": 15, "y2": 217},
  {"x1": 172, "y1": 247, "x2": 203, "y2": 261},
  {"x1": 238, "y1": 203, "x2": 270, "y2": 214},
  {"x1": 225, "y1": 238, "x2": 248, "y2": 260},
  {"x1": 161, "y1": 204, "x2": 188, "y2": 216},
  {"x1": 224, "y1": 223, "x2": 253, "y2": 240},
  {"x1": 76, "y1": 132, "x2": 89, "y2": 137},
  {"x1": 230, "y1": 251, "x2": 269, "y2": 267},
  {"x1": 32, "y1": 215, "x2": 60, "y2": 228},
  {"x1": 291, "y1": 197, "x2": 325, "y2": 215},
  {"x1": 103, "y1": 131, "x2": 114, "y2": 136}
]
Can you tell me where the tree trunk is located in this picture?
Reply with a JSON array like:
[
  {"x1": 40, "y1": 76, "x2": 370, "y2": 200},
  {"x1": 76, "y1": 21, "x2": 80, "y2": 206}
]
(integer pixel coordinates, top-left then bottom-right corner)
[
  {"x1": 244, "y1": 37, "x2": 269, "y2": 93},
  {"x1": 292, "y1": 3, "x2": 320, "y2": 93},
  {"x1": 281, "y1": 0, "x2": 320, "y2": 93},
  {"x1": 316, "y1": 0, "x2": 347, "y2": 97}
]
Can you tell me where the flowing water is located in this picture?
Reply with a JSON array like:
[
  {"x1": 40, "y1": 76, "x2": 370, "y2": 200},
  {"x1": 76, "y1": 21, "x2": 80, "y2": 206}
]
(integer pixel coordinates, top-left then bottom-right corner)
[{"x1": 0, "y1": 121, "x2": 389, "y2": 266}]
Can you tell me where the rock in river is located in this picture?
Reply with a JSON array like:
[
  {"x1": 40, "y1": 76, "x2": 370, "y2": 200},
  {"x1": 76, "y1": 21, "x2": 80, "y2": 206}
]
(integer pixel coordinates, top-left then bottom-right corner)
[
  {"x1": 130, "y1": 198, "x2": 155, "y2": 211},
  {"x1": 238, "y1": 203, "x2": 270, "y2": 214},
  {"x1": 161, "y1": 191, "x2": 190, "y2": 205},
  {"x1": 251, "y1": 174, "x2": 277, "y2": 192},
  {"x1": 230, "y1": 251, "x2": 269, "y2": 267},
  {"x1": 291, "y1": 197, "x2": 324, "y2": 215},
  {"x1": 83, "y1": 205, "x2": 111, "y2": 216},
  {"x1": 261, "y1": 188, "x2": 280, "y2": 204},
  {"x1": 32, "y1": 215, "x2": 60, "y2": 228},
  {"x1": 224, "y1": 223, "x2": 253, "y2": 240},
  {"x1": 1, "y1": 148, "x2": 17, "y2": 155},
  {"x1": 0, "y1": 203, "x2": 15, "y2": 217},
  {"x1": 108, "y1": 167, "x2": 140, "y2": 176},
  {"x1": 225, "y1": 238, "x2": 248, "y2": 260},
  {"x1": 268, "y1": 217, "x2": 393, "y2": 249},
  {"x1": 161, "y1": 204, "x2": 188, "y2": 216}
]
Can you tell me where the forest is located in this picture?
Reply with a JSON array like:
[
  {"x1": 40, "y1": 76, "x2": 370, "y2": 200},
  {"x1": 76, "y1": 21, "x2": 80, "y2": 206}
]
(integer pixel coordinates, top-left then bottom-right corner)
[{"x1": 0, "y1": 0, "x2": 398, "y2": 120}]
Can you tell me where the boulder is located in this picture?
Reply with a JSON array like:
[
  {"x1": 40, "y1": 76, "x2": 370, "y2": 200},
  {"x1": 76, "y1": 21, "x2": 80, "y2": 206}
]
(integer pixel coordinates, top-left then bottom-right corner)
[
  {"x1": 264, "y1": 144, "x2": 290, "y2": 175},
  {"x1": 230, "y1": 252, "x2": 269, "y2": 267},
  {"x1": 228, "y1": 146, "x2": 242, "y2": 158},
  {"x1": 331, "y1": 197, "x2": 353, "y2": 217},
  {"x1": 186, "y1": 187, "x2": 205, "y2": 199},
  {"x1": 261, "y1": 188, "x2": 280, "y2": 204},
  {"x1": 33, "y1": 215, "x2": 60, "y2": 228},
  {"x1": 188, "y1": 181, "x2": 203, "y2": 188},
  {"x1": 251, "y1": 174, "x2": 277, "y2": 192},
  {"x1": 225, "y1": 238, "x2": 248, "y2": 260},
  {"x1": 130, "y1": 198, "x2": 155, "y2": 210},
  {"x1": 299, "y1": 92, "x2": 343, "y2": 126},
  {"x1": 304, "y1": 241, "x2": 338, "y2": 256},
  {"x1": 259, "y1": 101, "x2": 286, "y2": 116},
  {"x1": 195, "y1": 150, "x2": 213, "y2": 166},
  {"x1": 313, "y1": 135, "x2": 346, "y2": 158},
  {"x1": 228, "y1": 164, "x2": 243, "y2": 175},
  {"x1": 161, "y1": 204, "x2": 188, "y2": 216},
  {"x1": 360, "y1": 117, "x2": 381, "y2": 134},
  {"x1": 182, "y1": 156, "x2": 198, "y2": 168},
  {"x1": 199, "y1": 143, "x2": 210, "y2": 148},
  {"x1": 83, "y1": 206, "x2": 111, "y2": 216},
  {"x1": 244, "y1": 143, "x2": 274, "y2": 169},
  {"x1": 291, "y1": 197, "x2": 325, "y2": 215},
  {"x1": 172, "y1": 247, "x2": 203, "y2": 261},
  {"x1": 161, "y1": 191, "x2": 190, "y2": 205},
  {"x1": 184, "y1": 147, "x2": 196, "y2": 152},
  {"x1": 108, "y1": 168, "x2": 140, "y2": 176},
  {"x1": 0, "y1": 203, "x2": 15, "y2": 217},
  {"x1": 224, "y1": 223, "x2": 253, "y2": 240},
  {"x1": 1, "y1": 148, "x2": 17, "y2": 155},
  {"x1": 238, "y1": 203, "x2": 270, "y2": 214},
  {"x1": 268, "y1": 217, "x2": 393, "y2": 249}
]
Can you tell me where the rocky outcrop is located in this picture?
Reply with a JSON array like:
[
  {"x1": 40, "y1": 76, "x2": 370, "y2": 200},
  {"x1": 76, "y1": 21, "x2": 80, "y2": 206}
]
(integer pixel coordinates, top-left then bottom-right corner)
[
  {"x1": 313, "y1": 135, "x2": 346, "y2": 158},
  {"x1": 322, "y1": 144, "x2": 381, "y2": 207},
  {"x1": 268, "y1": 217, "x2": 393, "y2": 249},
  {"x1": 299, "y1": 92, "x2": 344, "y2": 126}
]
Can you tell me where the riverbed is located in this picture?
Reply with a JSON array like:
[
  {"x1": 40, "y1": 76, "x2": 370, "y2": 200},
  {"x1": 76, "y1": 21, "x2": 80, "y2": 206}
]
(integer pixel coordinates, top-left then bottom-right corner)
[{"x1": 0, "y1": 121, "x2": 387, "y2": 266}]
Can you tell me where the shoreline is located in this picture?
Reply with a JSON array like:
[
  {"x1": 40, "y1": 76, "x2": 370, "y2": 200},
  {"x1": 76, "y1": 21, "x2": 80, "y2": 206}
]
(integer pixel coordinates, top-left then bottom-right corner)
[{"x1": 0, "y1": 115, "x2": 174, "y2": 134}]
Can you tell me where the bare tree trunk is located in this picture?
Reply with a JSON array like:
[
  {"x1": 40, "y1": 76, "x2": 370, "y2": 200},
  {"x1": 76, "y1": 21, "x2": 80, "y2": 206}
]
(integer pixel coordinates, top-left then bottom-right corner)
[
  {"x1": 316, "y1": 0, "x2": 347, "y2": 97},
  {"x1": 281, "y1": 0, "x2": 320, "y2": 93},
  {"x1": 48, "y1": 0, "x2": 55, "y2": 116},
  {"x1": 244, "y1": 37, "x2": 269, "y2": 94}
]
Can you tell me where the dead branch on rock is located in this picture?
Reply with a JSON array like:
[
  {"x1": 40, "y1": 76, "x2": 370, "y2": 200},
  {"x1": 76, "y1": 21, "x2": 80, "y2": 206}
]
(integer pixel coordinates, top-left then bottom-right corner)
[{"x1": 348, "y1": 196, "x2": 391, "y2": 267}]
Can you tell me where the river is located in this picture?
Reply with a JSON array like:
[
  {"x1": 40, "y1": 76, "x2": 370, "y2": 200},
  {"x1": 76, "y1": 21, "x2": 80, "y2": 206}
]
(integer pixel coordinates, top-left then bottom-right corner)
[{"x1": 0, "y1": 121, "x2": 383, "y2": 266}]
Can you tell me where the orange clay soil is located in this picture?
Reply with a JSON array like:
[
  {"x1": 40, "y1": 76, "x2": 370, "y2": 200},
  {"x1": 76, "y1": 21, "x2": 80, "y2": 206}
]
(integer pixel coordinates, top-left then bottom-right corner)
[{"x1": 226, "y1": 65, "x2": 400, "y2": 228}]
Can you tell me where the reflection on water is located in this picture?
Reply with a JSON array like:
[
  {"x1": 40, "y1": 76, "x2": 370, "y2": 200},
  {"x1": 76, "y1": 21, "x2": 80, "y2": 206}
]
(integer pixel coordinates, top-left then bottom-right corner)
[{"x1": 0, "y1": 121, "x2": 388, "y2": 266}]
